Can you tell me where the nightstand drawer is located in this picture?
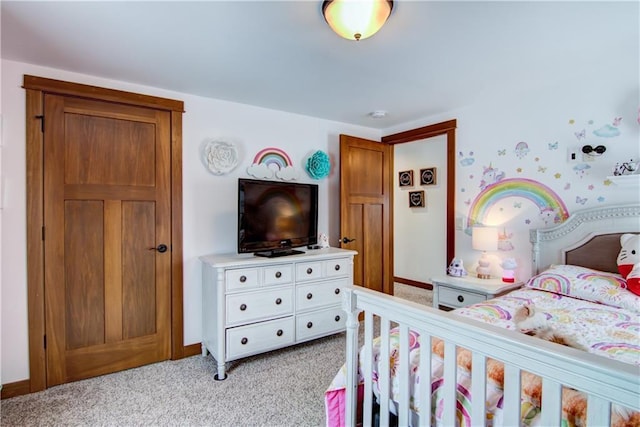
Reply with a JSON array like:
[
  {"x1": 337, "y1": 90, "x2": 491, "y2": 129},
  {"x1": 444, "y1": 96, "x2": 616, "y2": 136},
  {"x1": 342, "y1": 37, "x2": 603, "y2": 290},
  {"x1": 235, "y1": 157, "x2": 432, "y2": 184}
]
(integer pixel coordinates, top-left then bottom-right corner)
[{"x1": 439, "y1": 286, "x2": 486, "y2": 308}]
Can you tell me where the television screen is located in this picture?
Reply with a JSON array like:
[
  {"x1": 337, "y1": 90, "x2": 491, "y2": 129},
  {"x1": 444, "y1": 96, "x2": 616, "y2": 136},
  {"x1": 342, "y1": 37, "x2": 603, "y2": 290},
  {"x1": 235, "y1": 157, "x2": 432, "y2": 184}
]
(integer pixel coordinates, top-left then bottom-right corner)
[{"x1": 238, "y1": 179, "x2": 318, "y2": 257}]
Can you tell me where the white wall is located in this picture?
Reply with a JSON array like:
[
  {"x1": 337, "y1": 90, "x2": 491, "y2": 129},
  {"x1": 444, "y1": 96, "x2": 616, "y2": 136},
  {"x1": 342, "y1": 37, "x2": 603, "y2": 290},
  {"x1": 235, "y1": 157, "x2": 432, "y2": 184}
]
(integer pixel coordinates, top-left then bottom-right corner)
[
  {"x1": 386, "y1": 43, "x2": 640, "y2": 282},
  {"x1": 0, "y1": 59, "x2": 380, "y2": 384},
  {"x1": 393, "y1": 136, "x2": 447, "y2": 283}
]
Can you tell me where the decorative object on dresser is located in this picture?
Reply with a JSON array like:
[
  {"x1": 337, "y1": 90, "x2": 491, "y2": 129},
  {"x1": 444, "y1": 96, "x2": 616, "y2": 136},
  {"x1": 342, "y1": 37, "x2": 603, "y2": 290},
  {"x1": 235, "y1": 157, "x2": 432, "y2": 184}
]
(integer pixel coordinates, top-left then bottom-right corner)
[
  {"x1": 471, "y1": 225, "x2": 498, "y2": 279},
  {"x1": 200, "y1": 248, "x2": 356, "y2": 380},
  {"x1": 430, "y1": 275, "x2": 522, "y2": 311}
]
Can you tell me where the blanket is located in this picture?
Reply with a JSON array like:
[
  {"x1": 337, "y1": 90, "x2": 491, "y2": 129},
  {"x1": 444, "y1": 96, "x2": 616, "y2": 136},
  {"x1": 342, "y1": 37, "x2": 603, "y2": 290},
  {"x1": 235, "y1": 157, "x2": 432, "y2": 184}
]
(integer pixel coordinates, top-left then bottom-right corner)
[{"x1": 325, "y1": 288, "x2": 640, "y2": 427}]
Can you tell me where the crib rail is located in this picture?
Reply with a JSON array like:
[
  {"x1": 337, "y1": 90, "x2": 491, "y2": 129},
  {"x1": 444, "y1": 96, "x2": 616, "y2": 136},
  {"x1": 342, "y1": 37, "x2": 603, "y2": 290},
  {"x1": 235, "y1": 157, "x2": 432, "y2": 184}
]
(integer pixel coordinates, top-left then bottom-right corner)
[{"x1": 342, "y1": 286, "x2": 640, "y2": 427}]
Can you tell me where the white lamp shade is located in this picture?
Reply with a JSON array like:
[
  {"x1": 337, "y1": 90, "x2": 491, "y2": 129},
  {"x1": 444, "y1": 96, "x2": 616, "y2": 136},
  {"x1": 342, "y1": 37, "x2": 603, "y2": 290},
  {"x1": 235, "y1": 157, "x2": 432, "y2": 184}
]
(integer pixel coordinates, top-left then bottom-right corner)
[
  {"x1": 472, "y1": 226, "x2": 498, "y2": 252},
  {"x1": 323, "y1": 0, "x2": 393, "y2": 41}
]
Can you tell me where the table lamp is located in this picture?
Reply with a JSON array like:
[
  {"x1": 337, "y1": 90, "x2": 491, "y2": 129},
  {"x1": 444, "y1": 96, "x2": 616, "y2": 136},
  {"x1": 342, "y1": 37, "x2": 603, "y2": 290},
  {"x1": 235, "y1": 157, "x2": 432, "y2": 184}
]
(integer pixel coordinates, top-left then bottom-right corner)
[{"x1": 472, "y1": 226, "x2": 498, "y2": 279}]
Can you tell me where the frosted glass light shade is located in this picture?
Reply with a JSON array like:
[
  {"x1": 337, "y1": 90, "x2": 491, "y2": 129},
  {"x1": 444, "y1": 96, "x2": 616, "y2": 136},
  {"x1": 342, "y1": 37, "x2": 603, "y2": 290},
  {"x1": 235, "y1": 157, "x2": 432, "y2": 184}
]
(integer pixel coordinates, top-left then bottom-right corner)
[
  {"x1": 322, "y1": 0, "x2": 394, "y2": 41},
  {"x1": 472, "y1": 226, "x2": 498, "y2": 252}
]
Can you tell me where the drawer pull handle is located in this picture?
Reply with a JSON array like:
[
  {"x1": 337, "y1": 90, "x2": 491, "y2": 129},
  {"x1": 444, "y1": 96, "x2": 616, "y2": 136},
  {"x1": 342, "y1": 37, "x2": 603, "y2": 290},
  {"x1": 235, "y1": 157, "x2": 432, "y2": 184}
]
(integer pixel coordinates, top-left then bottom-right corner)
[
  {"x1": 276, "y1": 329, "x2": 283, "y2": 337},
  {"x1": 457, "y1": 295, "x2": 464, "y2": 303},
  {"x1": 239, "y1": 275, "x2": 247, "y2": 283},
  {"x1": 275, "y1": 271, "x2": 282, "y2": 278},
  {"x1": 241, "y1": 337, "x2": 248, "y2": 345},
  {"x1": 306, "y1": 293, "x2": 313, "y2": 300},
  {"x1": 306, "y1": 321, "x2": 313, "y2": 329},
  {"x1": 306, "y1": 268, "x2": 313, "y2": 275},
  {"x1": 240, "y1": 303, "x2": 247, "y2": 311},
  {"x1": 334, "y1": 264, "x2": 340, "y2": 271},
  {"x1": 335, "y1": 315, "x2": 341, "y2": 322},
  {"x1": 275, "y1": 298, "x2": 282, "y2": 305},
  {"x1": 334, "y1": 288, "x2": 340, "y2": 295}
]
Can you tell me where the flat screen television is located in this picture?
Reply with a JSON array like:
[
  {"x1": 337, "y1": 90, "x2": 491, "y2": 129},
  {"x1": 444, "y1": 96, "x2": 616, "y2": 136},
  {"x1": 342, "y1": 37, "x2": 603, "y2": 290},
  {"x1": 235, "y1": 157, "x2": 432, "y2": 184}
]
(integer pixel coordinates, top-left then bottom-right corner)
[{"x1": 238, "y1": 178, "x2": 319, "y2": 257}]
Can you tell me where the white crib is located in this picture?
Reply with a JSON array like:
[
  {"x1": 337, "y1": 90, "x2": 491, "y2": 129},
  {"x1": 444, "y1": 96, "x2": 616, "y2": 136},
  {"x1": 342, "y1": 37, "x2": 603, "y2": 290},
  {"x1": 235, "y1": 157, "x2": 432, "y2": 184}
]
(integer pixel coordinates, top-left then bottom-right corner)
[{"x1": 338, "y1": 204, "x2": 640, "y2": 426}]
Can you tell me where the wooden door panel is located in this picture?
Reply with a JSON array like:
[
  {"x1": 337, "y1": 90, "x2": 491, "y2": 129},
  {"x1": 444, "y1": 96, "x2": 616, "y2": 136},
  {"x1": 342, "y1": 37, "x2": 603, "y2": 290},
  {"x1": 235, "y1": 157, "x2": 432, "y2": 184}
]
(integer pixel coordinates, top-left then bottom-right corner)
[
  {"x1": 363, "y1": 204, "x2": 383, "y2": 289},
  {"x1": 122, "y1": 201, "x2": 156, "y2": 339},
  {"x1": 346, "y1": 147, "x2": 384, "y2": 195},
  {"x1": 64, "y1": 200, "x2": 105, "y2": 350},
  {"x1": 64, "y1": 113, "x2": 156, "y2": 186},
  {"x1": 347, "y1": 204, "x2": 364, "y2": 287}
]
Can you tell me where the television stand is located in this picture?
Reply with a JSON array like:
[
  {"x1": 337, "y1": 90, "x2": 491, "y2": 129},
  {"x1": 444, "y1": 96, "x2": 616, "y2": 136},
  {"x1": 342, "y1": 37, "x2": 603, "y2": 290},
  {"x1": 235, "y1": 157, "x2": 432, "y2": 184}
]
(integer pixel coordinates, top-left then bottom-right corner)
[
  {"x1": 200, "y1": 248, "x2": 357, "y2": 379},
  {"x1": 254, "y1": 249, "x2": 304, "y2": 258}
]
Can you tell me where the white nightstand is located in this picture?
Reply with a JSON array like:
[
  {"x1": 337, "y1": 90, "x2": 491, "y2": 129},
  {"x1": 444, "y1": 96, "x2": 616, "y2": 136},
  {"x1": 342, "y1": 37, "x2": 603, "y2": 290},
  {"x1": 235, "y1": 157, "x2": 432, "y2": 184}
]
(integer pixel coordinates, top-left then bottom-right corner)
[{"x1": 431, "y1": 275, "x2": 523, "y2": 311}]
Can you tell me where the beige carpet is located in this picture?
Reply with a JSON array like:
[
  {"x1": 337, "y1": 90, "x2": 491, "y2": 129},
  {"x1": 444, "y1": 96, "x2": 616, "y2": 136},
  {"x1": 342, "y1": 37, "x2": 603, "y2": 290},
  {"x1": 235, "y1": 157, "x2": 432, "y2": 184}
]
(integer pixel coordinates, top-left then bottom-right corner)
[{"x1": 1, "y1": 285, "x2": 432, "y2": 427}]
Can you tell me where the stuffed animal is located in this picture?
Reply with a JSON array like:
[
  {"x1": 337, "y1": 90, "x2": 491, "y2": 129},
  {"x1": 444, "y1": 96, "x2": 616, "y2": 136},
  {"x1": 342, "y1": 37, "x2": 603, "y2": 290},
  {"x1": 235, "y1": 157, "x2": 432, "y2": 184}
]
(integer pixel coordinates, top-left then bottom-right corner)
[
  {"x1": 447, "y1": 257, "x2": 467, "y2": 277},
  {"x1": 617, "y1": 233, "x2": 640, "y2": 296}
]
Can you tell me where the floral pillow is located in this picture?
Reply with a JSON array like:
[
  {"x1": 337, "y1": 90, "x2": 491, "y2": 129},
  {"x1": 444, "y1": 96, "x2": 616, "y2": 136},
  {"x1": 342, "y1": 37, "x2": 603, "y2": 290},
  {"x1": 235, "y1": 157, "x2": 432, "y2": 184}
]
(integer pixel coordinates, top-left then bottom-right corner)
[{"x1": 525, "y1": 264, "x2": 639, "y2": 312}]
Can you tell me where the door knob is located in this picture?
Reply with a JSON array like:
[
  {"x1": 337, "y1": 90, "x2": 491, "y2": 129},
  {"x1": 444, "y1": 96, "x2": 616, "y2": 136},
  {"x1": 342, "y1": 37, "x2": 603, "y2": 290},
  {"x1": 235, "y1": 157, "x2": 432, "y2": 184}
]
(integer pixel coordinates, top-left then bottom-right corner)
[
  {"x1": 149, "y1": 244, "x2": 168, "y2": 253},
  {"x1": 341, "y1": 237, "x2": 356, "y2": 244}
]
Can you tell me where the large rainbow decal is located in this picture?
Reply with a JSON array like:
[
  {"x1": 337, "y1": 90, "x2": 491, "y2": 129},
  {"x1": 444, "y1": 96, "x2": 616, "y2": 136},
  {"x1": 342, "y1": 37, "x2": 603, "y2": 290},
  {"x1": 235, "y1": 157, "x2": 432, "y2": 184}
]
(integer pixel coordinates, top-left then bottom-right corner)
[
  {"x1": 253, "y1": 147, "x2": 293, "y2": 170},
  {"x1": 467, "y1": 178, "x2": 569, "y2": 229}
]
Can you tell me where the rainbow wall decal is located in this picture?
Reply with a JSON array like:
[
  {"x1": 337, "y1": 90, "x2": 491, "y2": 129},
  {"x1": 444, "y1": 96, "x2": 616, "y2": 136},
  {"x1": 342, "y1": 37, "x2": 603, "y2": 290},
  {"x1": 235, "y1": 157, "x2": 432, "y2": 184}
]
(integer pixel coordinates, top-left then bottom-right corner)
[
  {"x1": 253, "y1": 147, "x2": 293, "y2": 170},
  {"x1": 466, "y1": 178, "x2": 569, "y2": 229}
]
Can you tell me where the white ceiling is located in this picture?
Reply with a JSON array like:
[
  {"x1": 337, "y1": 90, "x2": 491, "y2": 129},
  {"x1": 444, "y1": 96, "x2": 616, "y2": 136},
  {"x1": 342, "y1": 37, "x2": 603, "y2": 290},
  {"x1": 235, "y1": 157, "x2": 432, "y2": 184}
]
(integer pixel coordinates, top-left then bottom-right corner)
[{"x1": 2, "y1": 1, "x2": 637, "y2": 130}]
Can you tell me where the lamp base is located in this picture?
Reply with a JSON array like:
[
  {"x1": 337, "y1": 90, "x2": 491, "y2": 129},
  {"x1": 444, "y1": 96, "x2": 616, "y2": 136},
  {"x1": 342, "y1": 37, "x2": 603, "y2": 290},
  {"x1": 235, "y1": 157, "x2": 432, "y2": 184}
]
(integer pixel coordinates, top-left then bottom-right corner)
[{"x1": 476, "y1": 273, "x2": 491, "y2": 279}]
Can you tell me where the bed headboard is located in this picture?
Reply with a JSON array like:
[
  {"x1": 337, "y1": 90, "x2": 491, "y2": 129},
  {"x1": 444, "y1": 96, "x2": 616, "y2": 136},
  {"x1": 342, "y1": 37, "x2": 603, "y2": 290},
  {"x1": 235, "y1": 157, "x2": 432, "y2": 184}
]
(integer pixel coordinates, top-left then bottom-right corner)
[{"x1": 530, "y1": 204, "x2": 640, "y2": 275}]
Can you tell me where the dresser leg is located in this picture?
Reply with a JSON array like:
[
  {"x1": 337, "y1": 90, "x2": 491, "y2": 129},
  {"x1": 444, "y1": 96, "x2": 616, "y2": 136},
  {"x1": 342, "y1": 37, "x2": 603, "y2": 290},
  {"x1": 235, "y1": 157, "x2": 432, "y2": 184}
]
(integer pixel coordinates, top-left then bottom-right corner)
[{"x1": 214, "y1": 362, "x2": 227, "y2": 381}]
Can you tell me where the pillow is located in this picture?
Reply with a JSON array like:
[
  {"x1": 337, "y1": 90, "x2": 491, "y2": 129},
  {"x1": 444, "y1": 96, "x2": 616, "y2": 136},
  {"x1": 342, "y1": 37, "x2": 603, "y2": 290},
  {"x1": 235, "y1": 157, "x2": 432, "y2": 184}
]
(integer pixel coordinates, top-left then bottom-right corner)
[
  {"x1": 617, "y1": 233, "x2": 640, "y2": 296},
  {"x1": 525, "y1": 264, "x2": 639, "y2": 312}
]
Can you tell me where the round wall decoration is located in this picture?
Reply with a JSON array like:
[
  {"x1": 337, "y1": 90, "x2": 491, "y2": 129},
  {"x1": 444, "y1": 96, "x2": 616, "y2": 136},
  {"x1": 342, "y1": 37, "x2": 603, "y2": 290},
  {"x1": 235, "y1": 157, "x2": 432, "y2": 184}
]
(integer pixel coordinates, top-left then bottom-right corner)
[
  {"x1": 202, "y1": 139, "x2": 239, "y2": 175},
  {"x1": 305, "y1": 150, "x2": 331, "y2": 180}
]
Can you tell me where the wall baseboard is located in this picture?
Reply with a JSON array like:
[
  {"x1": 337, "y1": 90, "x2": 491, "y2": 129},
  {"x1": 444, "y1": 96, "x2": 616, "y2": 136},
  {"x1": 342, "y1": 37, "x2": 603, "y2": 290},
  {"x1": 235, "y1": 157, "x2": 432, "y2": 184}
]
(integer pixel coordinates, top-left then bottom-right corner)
[
  {"x1": 183, "y1": 343, "x2": 202, "y2": 358},
  {"x1": 394, "y1": 276, "x2": 433, "y2": 290},
  {"x1": 1, "y1": 344, "x2": 205, "y2": 399},
  {"x1": 1, "y1": 379, "x2": 30, "y2": 399}
]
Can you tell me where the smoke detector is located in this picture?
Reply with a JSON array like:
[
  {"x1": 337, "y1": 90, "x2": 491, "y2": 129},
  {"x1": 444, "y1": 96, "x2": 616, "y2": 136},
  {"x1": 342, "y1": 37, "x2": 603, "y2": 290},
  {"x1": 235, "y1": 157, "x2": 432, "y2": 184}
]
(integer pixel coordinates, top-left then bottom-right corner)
[{"x1": 369, "y1": 110, "x2": 387, "y2": 119}]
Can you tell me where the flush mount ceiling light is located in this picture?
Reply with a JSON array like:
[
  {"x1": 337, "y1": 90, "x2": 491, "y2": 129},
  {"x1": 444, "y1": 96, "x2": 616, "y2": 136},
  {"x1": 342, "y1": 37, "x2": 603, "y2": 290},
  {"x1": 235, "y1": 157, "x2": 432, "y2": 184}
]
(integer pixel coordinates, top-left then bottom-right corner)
[{"x1": 322, "y1": 0, "x2": 394, "y2": 41}]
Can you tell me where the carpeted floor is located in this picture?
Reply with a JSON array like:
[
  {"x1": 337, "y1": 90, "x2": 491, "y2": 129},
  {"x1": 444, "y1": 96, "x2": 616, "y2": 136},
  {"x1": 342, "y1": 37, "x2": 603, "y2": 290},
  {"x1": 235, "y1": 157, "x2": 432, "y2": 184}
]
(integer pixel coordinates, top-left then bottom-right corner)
[{"x1": 0, "y1": 284, "x2": 432, "y2": 427}]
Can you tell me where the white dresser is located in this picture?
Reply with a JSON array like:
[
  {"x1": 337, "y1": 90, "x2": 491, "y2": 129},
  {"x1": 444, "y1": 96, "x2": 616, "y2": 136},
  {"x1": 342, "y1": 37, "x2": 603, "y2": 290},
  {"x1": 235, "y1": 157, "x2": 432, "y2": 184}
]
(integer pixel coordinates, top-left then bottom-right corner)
[{"x1": 200, "y1": 247, "x2": 357, "y2": 379}]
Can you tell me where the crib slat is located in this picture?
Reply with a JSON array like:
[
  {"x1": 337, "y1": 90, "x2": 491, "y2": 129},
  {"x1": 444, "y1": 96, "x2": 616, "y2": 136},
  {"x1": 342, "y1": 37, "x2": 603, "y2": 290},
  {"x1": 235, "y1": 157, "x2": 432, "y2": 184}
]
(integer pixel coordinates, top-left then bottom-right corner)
[
  {"x1": 470, "y1": 352, "x2": 487, "y2": 427},
  {"x1": 587, "y1": 394, "x2": 611, "y2": 426},
  {"x1": 539, "y1": 378, "x2": 562, "y2": 426},
  {"x1": 398, "y1": 325, "x2": 410, "y2": 426},
  {"x1": 343, "y1": 292, "x2": 360, "y2": 427},
  {"x1": 442, "y1": 341, "x2": 457, "y2": 427},
  {"x1": 502, "y1": 364, "x2": 521, "y2": 427},
  {"x1": 379, "y1": 317, "x2": 391, "y2": 426},
  {"x1": 418, "y1": 332, "x2": 432, "y2": 427},
  {"x1": 363, "y1": 311, "x2": 374, "y2": 427}
]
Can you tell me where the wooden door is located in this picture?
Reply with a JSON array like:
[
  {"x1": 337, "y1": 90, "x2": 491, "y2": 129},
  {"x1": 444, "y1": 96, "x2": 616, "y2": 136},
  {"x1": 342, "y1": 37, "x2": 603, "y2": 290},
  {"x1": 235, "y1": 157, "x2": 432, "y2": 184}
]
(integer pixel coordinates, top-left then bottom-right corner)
[
  {"x1": 339, "y1": 134, "x2": 393, "y2": 295},
  {"x1": 43, "y1": 94, "x2": 172, "y2": 386}
]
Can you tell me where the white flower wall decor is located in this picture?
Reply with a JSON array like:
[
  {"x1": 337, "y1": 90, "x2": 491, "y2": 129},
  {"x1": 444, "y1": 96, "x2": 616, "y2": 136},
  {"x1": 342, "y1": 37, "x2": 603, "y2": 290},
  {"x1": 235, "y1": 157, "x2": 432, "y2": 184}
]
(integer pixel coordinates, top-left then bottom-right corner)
[{"x1": 201, "y1": 139, "x2": 240, "y2": 175}]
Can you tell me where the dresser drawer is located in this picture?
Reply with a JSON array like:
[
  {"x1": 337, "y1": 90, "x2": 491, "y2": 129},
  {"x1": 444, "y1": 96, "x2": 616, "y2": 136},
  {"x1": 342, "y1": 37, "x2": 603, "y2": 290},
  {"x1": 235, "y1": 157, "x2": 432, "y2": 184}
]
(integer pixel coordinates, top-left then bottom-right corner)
[
  {"x1": 263, "y1": 264, "x2": 293, "y2": 286},
  {"x1": 296, "y1": 307, "x2": 346, "y2": 341},
  {"x1": 296, "y1": 278, "x2": 349, "y2": 311},
  {"x1": 226, "y1": 317, "x2": 295, "y2": 360},
  {"x1": 296, "y1": 261, "x2": 323, "y2": 282},
  {"x1": 324, "y1": 258, "x2": 350, "y2": 278},
  {"x1": 226, "y1": 268, "x2": 260, "y2": 291},
  {"x1": 439, "y1": 286, "x2": 486, "y2": 308},
  {"x1": 226, "y1": 287, "x2": 293, "y2": 325}
]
